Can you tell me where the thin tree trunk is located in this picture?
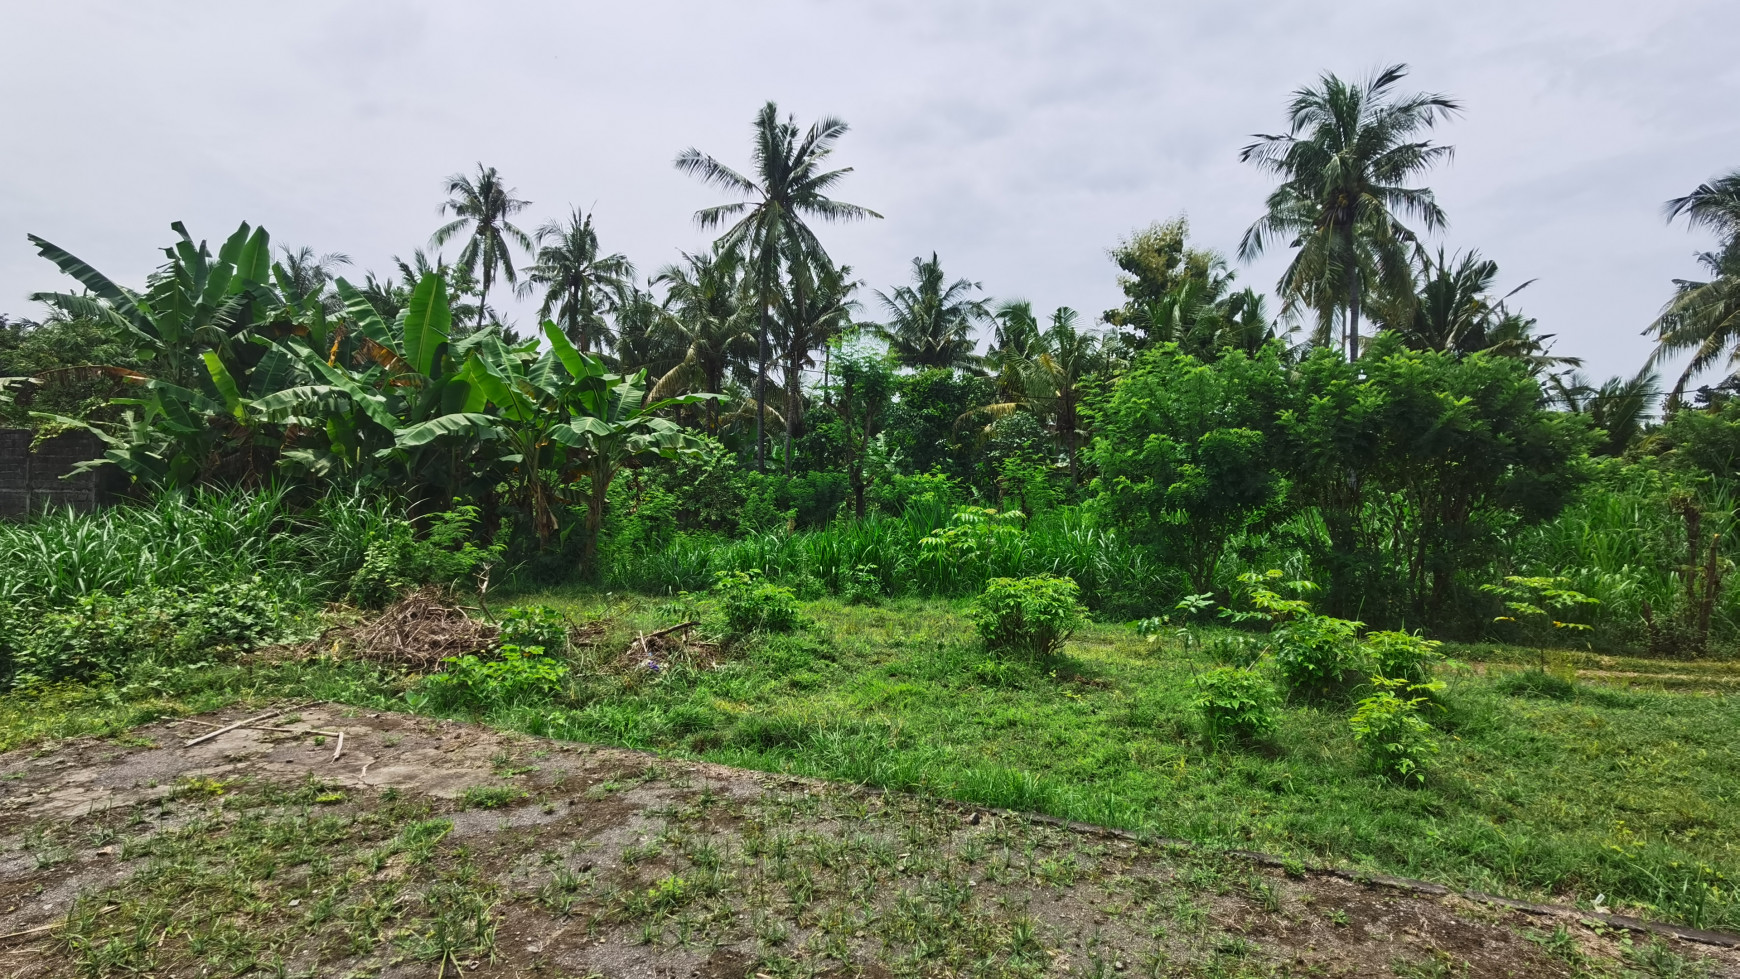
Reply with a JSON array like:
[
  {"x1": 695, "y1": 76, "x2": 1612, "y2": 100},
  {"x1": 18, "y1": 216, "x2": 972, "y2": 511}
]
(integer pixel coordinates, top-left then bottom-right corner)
[
  {"x1": 756, "y1": 301, "x2": 769, "y2": 471},
  {"x1": 784, "y1": 345, "x2": 798, "y2": 476},
  {"x1": 1344, "y1": 240, "x2": 1361, "y2": 360},
  {"x1": 479, "y1": 263, "x2": 492, "y2": 333}
]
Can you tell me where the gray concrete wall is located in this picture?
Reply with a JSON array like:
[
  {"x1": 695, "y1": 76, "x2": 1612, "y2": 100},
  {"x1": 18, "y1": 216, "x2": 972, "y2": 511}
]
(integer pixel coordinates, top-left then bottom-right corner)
[{"x1": 0, "y1": 429, "x2": 121, "y2": 516}]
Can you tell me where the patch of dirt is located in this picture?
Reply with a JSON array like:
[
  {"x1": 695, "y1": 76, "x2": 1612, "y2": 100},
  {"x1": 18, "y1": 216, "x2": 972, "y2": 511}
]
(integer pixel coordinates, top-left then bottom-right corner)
[{"x1": 0, "y1": 706, "x2": 1732, "y2": 979}]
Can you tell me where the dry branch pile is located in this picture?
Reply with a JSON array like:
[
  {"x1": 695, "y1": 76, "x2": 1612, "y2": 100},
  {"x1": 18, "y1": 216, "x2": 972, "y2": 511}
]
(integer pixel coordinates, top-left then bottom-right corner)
[{"x1": 316, "y1": 588, "x2": 497, "y2": 669}]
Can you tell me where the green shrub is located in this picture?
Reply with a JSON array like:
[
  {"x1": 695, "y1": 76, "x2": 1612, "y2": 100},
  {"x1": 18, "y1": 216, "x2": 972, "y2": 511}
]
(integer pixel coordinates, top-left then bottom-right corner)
[
  {"x1": 496, "y1": 605, "x2": 568, "y2": 654},
  {"x1": 1363, "y1": 630, "x2": 1444, "y2": 685},
  {"x1": 347, "y1": 506, "x2": 503, "y2": 608},
  {"x1": 1350, "y1": 677, "x2": 1443, "y2": 786},
  {"x1": 410, "y1": 644, "x2": 568, "y2": 714},
  {"x1": 1273, "y1": 614, "x2": 1367, "y2": 698},
  {"x1": 714, "y1": 570, "x2": 800, "y2": 635},
  {"x1": 1193, "y1": 666, "x2": 1279, "y2": 745},
  {"x1": 10, "y1": 578, "x2": 285, "y2": 686},
  {"x1": 840, "y1": 564, "x2": 883, "y2": 605},
  {"x1": 971, "y1": 575, "x2": 1086, "y2": 659}
]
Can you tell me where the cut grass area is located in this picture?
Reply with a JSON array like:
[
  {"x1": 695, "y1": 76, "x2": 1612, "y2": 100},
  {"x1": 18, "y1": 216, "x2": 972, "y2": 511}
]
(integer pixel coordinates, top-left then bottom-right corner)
[{"x1": 2, "y1": 590, "x2": 1736, "y2": 933}]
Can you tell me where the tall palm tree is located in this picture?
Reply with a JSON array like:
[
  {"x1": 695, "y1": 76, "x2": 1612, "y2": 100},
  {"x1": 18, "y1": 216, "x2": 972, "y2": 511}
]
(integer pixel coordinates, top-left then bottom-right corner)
[
  {"x1": 963, "y1": 307, "x2": 1107, "y2": 483},
  {"x1": 1647, "y1": 168, "x2": 1740, "y2": 398},
  {"x1": 874, "y1": 253, "x2": 986, "y2": 370},
  {"x1": 431, "y1": 164, "x2": 533, "y2": 331},
  {"x1": 775, "y1": 252, "x2": 859, "y2": 468},
  {"x1": 1379, "y1": 248, "x2": 1579, "y2": 372},
  {"x1": 1239, "y1": 64, "x2": 1461, "y2": 358},
  {"x1": 524, "y1": 207, "x2": 635, "y2": 354},
  {"x1": 613, "y1": 285, "x2": 688, "y2": 379},
  {"x1": 675, "y1": 101, "x2": 881, "y2": 469},
  {"x1": 986, "y1": 300, "x2": 1044, "y2": 402},
  {"x1": 649, "y1": 247, "x2": 756, "y2": 434},
  {"x1": 1033, "y1": 307, "x2": 1104, "y2": 483}
]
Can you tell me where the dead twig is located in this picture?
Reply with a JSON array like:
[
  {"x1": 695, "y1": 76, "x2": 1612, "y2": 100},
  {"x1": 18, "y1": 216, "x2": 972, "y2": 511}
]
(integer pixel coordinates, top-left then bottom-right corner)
[
  {"x1": 184, "y1": 708, "x2": 292, "y2": 748},
  {"x1": 0, "y1": 905, "x2": 117, "y2": 943},
  {"x1": 630, "y1": 621, "x2": 698, "y2": 660}
]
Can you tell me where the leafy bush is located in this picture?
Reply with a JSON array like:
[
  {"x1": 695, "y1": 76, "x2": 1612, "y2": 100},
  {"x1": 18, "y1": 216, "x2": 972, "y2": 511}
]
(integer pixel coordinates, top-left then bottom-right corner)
[
  {"x1": 411, "y1": 644, "x2": 568, "y2": 713},
  {"x1": 840, "y1": 564, "x2": 883, "y2": 605},
  {"x1": 496, "y1": 605, "x2": 568, "y2": 655},
  {"x1": 714, "y1": 570, "x2": 800, "y2": 635},
  {"x1": 9, "y1": 578, "x2": 285, "y2": 686},
  {"x1": 1193, "y1": 666, "x2": 1279, "y2": 745},
  {"x1": 1224, "y1": 571, "x2": 1368, "y2": 697},
  {"x1": 1350, "y1": 677, "x2": 1443, "y2": 786},
  {"x1": 1272, "y1": 615, "x2": 1367, "y2": 699},
  {"x1": 971, "y1": 575, "x2": 1086, "y2": 659},
  {"x1": 1363, "y1": 630, "x2": 1444, "y2": 685},
  {"x1": 348, "y1": 505, "x2": 503, "y2": 608}
]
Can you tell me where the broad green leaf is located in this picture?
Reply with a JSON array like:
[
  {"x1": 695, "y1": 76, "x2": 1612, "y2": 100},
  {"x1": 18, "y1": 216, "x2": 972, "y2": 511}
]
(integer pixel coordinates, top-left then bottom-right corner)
[
  {"x1": 403, "y1": 273, "x2": 452, "y2": 378},
  {"x1": 202, "y1": 352, "x2": 246, "y2": 421},
  {"x1": 25, "y1": 237, "x2": 148, "y2": 327},
  {"x1": 395, "y1": 412, "x2": 501, "y2": 448},
  {"x1": 334, "y1": 277, "x2": 397, "y2": 349}
]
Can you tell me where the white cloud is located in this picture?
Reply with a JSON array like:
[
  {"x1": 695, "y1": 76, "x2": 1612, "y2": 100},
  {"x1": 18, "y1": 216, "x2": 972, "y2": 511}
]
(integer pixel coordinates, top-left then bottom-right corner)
[{"x1": 1, "y1": 0, "x2": 1735, "y2": 382}]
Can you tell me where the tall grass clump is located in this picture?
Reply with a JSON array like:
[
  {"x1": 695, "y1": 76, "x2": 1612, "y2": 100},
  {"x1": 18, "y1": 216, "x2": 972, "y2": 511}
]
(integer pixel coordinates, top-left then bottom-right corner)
[
  {"x1": 606, "y1": 504, "x2": 1167, "y2": 612},
  {"x1": 0, "y1": 487, "x2": 411, "y2": 687},
  {"x1": 1509, "y1": 467, "x2": 1740, "y2": 651},
  {"x1": 0, "y1": 486, "x2": 397, "y2": 610}
]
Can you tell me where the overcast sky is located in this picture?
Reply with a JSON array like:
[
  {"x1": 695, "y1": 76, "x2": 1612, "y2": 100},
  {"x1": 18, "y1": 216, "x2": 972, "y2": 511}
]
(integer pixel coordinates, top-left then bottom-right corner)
[{"x1": 2, "y1": 0, "x2": 1736, "y2": 383}]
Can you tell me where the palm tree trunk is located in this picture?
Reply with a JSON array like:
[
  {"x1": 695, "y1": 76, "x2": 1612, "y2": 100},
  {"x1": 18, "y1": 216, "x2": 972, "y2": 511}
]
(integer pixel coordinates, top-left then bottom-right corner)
[
  {"x1": 479, "y1": 264, "x2": 492, "y2": 333},
  {"x1": 756, "y1": 301, "x2": 769, "y2": 471},
  {"x1": 1344, "y1": 237, "x2": 1361, "y2": 360},
  {"x1": 579, "y1": 281, "x2": 591, "y2": 353},
  {"x1": 570, "y1": 282, "x2": 582, "y2": 351},
  {"x1": 784, "y1": 345, "x2": 798, "y2": 476}
]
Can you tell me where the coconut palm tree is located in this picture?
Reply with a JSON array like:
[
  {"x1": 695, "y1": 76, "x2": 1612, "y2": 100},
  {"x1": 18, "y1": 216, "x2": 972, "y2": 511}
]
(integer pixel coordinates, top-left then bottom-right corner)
[
  {"x1": 431, "y1": 164, "x2": 533, "y2": 332},
  {"x1": 1648, "y1": 168, "x2": 1740, "y2": 398},
  {"x1": 775, "y1": 252, "x2": 860, "y2": 468},
  {"x1": 649, "y1": 247, "x2": 756, "y2": 434},
  {"x1": 874, "y1": 253, "x2": 986, "y2": 370},
  {"x1": 1548, "y1": 369, "x2": 1661, "y2": 456},
  {"x1": 962, "y1": 307, "x2": 1108, "y2": 482},
  {"x1": 674, "y1": 101, "x2": 881, "y2": 469},
  {"x1": 273, "y1": 246, "x2": 351, "y2": 312},
  {"x1": 1239, "y1": 64, "x2": 1461, "y2": 358},
  {"x1": 524, "y1": 207, "x2": 635, "y2": 354},
  {"x1": 986, "y1": 300, "x2": 1043, "y2": 402}
]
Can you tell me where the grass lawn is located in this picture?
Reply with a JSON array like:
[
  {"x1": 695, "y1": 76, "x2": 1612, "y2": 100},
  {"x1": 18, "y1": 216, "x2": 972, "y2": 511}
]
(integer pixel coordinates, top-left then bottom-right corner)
[{"x1": 3, "y1": 590, "x2": 1736, "y2": 932}]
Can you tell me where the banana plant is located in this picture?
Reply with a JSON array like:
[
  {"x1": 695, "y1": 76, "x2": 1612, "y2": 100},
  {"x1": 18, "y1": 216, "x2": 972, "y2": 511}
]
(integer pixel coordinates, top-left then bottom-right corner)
[
  {"x1": 537, "y1": 322, "x2": 718, "y2": 564},
  {"x1": 29, "y1": 222, "x2": 278, "y2": 384}
]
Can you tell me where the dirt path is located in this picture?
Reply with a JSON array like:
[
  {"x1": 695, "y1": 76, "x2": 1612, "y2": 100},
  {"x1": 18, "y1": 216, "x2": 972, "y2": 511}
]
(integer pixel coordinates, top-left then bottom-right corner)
[{"x1": 0, "y1": 706, "x2": 1733, "y2": 978}]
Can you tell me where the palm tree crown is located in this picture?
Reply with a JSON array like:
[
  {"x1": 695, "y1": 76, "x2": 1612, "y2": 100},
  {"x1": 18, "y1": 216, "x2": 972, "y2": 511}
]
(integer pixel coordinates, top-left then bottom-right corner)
[
  {"x1": 432, "y1": 164, "x2": 533, "y2": 330},
  {"x1": 1239, "y1": 64, "x2": 1460, "y2": 358},
  {"x1": 273, "y1": 246, "x2": 351, "y2": 312},
  {"x1": 649, "y1": 247, "x2": 756, "y2": 433},
  {"x1": 1648, "y1": 168, "x2": 1740, "y2": 398},
  {"x1": 674, "y1": 101, "x2": 880, "y2": 469},
  {"x1": 525, "y1": 207, "x2": 635, "y2": 354},
  {"x1": 875, "y1": 253, "x2": 986, "y2": 370}
]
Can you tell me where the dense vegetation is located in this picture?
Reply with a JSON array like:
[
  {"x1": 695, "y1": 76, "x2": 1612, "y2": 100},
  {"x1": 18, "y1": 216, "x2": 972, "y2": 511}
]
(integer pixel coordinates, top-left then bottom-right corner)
[{"x1": 3, "y1": 65, "x2": 1739, "y2": 932}]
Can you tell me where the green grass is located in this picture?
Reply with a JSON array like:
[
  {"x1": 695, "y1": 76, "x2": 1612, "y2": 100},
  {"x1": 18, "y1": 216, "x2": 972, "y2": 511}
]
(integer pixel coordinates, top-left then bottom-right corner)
[
  {"x1": 3, "y1": 590, "x2": 1735, "y2": 932},
  {"x1": 489, "y1": 589, "x2": 1740, "y2": 931}
]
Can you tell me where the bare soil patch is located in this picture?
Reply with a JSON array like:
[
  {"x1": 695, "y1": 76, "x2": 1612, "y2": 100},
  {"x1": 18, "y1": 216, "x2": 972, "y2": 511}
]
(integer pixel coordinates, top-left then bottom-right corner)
[{"x1": 0, "y1": 706, "x2": 1732, "y2": 978}]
